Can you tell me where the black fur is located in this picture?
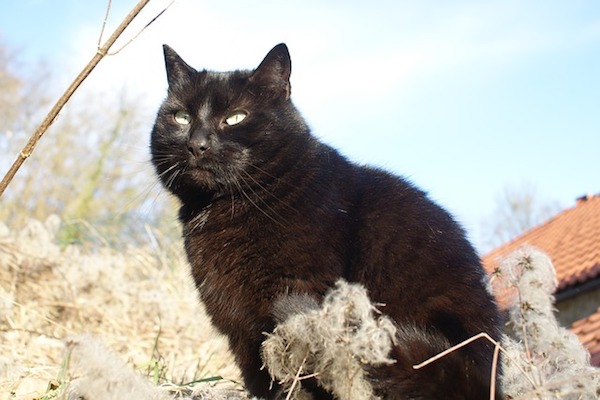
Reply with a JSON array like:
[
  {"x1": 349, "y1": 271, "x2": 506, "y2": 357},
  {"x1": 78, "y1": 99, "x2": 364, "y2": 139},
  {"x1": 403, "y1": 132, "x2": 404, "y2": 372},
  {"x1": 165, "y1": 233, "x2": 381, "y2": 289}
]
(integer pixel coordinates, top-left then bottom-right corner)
[{"x1": 151, "y1": 43, "x2": 503, "y2": 399}]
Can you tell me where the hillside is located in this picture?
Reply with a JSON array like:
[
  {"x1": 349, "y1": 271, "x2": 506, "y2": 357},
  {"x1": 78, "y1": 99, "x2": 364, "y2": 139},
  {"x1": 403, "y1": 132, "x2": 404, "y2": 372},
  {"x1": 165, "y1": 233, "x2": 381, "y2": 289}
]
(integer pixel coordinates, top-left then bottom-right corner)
[
  {"x1": 2, "y1": 217, "x2": 598, "y2": 399},
  {"x1": 0, "y1": 216, "x2": 241, "y2": 399}
]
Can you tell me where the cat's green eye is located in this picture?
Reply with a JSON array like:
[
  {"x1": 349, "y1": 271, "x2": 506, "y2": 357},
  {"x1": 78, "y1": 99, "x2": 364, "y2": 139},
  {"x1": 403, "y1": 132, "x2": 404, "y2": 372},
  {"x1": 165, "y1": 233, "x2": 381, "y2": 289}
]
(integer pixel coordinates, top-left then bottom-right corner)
[
  {"x1": 174, "y1": 110, "x2": 192, "y2": 125},
  {"x1": 225, "y1": 111, "x2": 248, "y2": 126}
]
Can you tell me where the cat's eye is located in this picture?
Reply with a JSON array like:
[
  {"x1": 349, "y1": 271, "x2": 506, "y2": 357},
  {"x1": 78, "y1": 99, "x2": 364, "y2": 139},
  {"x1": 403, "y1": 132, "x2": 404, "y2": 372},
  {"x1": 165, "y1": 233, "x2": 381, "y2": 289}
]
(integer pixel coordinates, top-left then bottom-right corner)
[
  {"x1": 225, "y1": 111, "x2": 248, "y2": 126},
  {"x1": 174, "y1": 110, "x2": 192, "y2": 125}
]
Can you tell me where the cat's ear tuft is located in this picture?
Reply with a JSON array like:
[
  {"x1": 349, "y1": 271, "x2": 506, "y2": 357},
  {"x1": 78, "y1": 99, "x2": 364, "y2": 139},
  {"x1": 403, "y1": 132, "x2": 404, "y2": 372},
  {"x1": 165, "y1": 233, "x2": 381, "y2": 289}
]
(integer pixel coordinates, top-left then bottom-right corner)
[
  {"x1": 250, "y1": 43, "x2": 292, "y2": 99},
  {"x1": 163, "y1": 44, "x2": 196, "y2": 87}
]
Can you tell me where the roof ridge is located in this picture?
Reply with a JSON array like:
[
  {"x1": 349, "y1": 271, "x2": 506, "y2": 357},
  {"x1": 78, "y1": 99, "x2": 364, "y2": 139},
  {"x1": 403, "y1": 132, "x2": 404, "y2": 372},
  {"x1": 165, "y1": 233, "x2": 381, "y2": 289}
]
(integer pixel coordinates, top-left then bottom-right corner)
[{"x1": 483, "y1": 192, "x2": 600, "y2": 291}]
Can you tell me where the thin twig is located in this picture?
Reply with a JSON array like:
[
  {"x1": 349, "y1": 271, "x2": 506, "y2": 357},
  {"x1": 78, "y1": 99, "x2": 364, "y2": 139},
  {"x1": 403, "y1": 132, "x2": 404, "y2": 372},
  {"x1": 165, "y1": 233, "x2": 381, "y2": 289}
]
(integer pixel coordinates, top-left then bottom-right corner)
[
  {"x1": 0, "y1": 0, "x2": 155, "y2": 198},
  {"x1": 412, "y1": 332, "x2": 537, "y2": 400},
  {"x1": 285, "y1": 354, "x2": 308, "y2": 400},
  {"x1": 412, "y1": 332, "x2": 496, "y2": 370},
  {"x1": 413, "y1": 333, "x2": 498, "y2": 399},
  {"x1": 285, "y1": 358, "x2": 305, "y2": 400},
  {"x1": 109, "y1": 0, "x2": 176, "y2": 56},
  {"x1": 97, "y1": 0, "x2": 113, "y2": 49},
  {"x1": 518, "y1": 297, "x2": 544, "y2": 389},
  {"x1": 490, "y1": 339, "x2": 500, "y2": 400},
  {"x1": 7, "y1": 298, "x2": 76, "y2": 335}
]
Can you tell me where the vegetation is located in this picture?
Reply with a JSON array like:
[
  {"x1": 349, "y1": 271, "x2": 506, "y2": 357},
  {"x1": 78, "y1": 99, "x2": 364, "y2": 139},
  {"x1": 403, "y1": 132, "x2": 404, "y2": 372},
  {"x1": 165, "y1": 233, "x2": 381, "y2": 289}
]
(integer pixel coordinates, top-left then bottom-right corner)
[
  {"x1": 1, "y1": 217, "x2": 598, "y2": 399},
  {"x1": 0, "y1": 216, "x2": 241, "y2": 399},
  {"x1": 491, "y1": 247, "x2": 600, "y2": 399},
  {"x1": 0, "y1": 6, "x2": 597, "y2": 398},
  {"x1": 480, "y1": 183, "x2": 561, "y2": 251},
  {"x1": 0, "y1": 44, "x2": 173, "y2": 247}
]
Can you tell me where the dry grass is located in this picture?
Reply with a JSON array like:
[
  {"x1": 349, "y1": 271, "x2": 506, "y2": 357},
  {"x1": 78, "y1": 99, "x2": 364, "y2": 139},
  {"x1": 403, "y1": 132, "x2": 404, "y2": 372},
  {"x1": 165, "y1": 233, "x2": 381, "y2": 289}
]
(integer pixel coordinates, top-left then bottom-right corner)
[
  {"x1": 0, "y1": 216, "x2": 242, "y2": 399},
  {"x1": 490, "y1": 246, "x2": 600, "y2": 399},
  {"x1": 263, "y1": 282, "x2": 396, "y2": 400},
  {"x1": 2, "y1": 217, "x2": 599, "y2": 400},
  {"x1": 261, "y1": 247, "x2": 600, "y2": 400}
]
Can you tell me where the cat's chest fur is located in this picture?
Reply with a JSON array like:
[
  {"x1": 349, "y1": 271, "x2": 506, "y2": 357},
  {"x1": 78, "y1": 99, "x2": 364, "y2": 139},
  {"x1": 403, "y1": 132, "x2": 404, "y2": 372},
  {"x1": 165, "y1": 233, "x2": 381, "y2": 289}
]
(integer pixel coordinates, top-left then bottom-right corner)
[{"x1": 181, "y1": 196, "x2": 348, "y2": 332}]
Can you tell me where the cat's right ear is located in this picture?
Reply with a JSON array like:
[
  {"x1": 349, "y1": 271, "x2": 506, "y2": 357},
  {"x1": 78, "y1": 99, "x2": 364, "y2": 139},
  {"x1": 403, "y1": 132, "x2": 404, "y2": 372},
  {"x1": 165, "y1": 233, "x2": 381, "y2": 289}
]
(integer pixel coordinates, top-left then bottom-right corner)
[{"x1": 163, "y1": 45, "x2": 196, "y2": 87}]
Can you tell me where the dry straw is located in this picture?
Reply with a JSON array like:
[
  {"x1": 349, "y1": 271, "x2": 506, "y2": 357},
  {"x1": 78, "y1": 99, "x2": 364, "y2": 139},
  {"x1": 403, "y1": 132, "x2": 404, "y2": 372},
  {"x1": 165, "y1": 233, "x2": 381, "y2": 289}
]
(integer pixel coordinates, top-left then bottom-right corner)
[
  {"x1": 0, "y1": 0, "x2": 175, "y2": 198},
  {"x1": 2, "y1": 217, "x2": 599, "y2": 399},
  {"x1": 0, "y1": 216, "x2": 240, "y2": 399},
  {"x1": 491, "y1": 246, "x2": 600, "y2": 399},
  {"x1": 262, "y1": 281, "x2": 397, "y2": 400}
]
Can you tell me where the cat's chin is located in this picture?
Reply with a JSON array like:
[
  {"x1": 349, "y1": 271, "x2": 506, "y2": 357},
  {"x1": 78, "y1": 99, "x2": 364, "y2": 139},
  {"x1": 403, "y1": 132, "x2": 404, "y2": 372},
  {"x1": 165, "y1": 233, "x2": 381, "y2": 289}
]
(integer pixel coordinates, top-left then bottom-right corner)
[{"x1": 181, "y1": 168, "x2": 230, "y2": 194}]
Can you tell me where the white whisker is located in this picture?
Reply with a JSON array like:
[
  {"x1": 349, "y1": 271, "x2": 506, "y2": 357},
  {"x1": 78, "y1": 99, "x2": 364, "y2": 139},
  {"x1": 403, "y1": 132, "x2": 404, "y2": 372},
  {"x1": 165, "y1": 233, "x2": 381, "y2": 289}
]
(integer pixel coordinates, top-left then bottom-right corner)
[
  {"x1": 240, "y1": 169, "x2": 298, "y2": 216},
  {"x1": 230, "y1": 173, "x2": 286, "y2": 227}
]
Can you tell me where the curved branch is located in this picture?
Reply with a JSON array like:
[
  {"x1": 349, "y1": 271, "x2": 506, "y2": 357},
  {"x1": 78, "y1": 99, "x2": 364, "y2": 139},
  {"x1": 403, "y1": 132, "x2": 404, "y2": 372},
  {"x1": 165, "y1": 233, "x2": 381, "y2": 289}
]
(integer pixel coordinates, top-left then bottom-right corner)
[{"x1": 0, "y1": 0, "x2": 152, "y2": 198}]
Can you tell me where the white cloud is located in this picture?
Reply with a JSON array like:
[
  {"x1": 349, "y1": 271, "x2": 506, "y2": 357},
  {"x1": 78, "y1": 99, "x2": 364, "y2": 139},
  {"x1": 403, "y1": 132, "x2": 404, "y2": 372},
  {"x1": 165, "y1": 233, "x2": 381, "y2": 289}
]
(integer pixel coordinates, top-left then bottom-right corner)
[
  {"x1": 15, "y1": 0, "x2": 598, "y2": 251},
  {"x1": 64, "y1": 0, "x2": 598, "y2": 114}
]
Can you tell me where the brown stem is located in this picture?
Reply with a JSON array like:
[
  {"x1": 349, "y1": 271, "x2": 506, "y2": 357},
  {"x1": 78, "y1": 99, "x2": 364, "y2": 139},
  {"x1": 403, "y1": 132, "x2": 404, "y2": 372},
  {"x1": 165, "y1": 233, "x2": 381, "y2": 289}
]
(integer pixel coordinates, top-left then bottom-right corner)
[{"x1": 0, "y1": 0, "x2": 151, "y2": 198}]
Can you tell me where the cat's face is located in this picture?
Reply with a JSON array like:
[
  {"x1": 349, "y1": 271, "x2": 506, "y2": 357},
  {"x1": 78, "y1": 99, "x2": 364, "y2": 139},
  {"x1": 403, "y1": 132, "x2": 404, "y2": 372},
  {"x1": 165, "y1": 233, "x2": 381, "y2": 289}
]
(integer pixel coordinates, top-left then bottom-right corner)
[{"x1": 151, "y1": 44, "x2": 297, "y2": 201}]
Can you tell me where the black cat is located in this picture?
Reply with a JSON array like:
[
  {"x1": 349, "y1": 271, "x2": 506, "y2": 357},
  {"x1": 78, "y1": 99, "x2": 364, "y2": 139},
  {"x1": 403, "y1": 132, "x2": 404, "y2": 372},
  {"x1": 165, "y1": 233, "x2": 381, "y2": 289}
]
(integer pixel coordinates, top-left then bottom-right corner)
[{"x1": 151, "y1": 43, "x2": 502, "y2": 399}]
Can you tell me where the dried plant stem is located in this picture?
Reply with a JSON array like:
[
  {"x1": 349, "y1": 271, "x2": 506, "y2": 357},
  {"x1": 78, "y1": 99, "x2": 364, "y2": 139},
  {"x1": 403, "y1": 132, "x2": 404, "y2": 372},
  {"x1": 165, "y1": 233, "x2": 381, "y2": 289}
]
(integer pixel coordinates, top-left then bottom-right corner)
[
  {"x1": 490, "y1": 339, "x2": 500, "y2": 400},
  {"x1": 412, "y1": 332, "x2": 535, "y2": 400},
  {"x1": 285, "y1": 354, "x2": 308, "y2": 400},
  {"x1": 109, "y1": 0, "x2": 176, "y2": 56},
  {"x1": 0, "y1": 0, "x2": 151, "y2": 198},
  {"x1": 8, "y1": 298, "x2": 76, "y2": 335},
  {"x1": 98, "y1": 0, "x2": 113, "y2": 47}
]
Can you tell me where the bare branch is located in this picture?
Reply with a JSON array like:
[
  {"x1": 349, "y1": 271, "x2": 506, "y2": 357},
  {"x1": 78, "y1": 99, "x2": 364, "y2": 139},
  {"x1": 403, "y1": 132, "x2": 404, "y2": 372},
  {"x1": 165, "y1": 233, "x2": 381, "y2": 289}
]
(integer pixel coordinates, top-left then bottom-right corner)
[
  {"x1": 412, "y1": 332, "x2": 503, "y2": 400},
  {"x1": 0, "y1": 0, "x2": 168, "y2": 198},
  {"x1": 284, "y1": 354, "x2": 308, "y2": 400},
  {"x1": 97, "y1": 0, "x2": 113, "y2": 49},
  {"x1": 109, "y1": 0, "x2": 176, "y2": 56}
]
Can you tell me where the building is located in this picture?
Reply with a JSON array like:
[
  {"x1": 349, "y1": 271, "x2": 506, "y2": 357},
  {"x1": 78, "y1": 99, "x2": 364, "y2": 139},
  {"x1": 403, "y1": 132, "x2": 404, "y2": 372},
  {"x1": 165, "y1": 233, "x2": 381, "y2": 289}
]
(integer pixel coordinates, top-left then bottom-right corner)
[{"x1": 482, "y1": 194, "x2": 600, "y2": 366}]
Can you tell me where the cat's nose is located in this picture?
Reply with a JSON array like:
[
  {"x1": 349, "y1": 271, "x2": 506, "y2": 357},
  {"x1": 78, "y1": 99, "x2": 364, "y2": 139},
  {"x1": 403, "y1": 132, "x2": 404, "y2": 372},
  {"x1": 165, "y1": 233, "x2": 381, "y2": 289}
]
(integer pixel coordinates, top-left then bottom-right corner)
[
  {"x1": 188, "y1": 139, "x2": 209, "y2": 157},
  {"x1": 187, "y1": 133, "x2": 210, "y2": 158}
]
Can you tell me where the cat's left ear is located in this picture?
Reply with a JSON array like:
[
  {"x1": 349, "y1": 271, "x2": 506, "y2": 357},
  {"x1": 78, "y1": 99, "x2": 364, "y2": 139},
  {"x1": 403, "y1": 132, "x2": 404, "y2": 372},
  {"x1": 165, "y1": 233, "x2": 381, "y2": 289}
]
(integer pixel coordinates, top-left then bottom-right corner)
[{"x1": 250, "y1": 43, "x2": 291, "y2": 99}]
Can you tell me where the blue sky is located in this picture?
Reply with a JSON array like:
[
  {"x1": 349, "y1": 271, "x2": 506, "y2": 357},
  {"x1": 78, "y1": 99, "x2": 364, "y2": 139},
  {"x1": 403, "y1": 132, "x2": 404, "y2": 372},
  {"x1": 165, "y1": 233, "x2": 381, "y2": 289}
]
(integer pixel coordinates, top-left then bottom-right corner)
[{"x1": 1, "y1": 0, "x2": 599, "y2": 252}]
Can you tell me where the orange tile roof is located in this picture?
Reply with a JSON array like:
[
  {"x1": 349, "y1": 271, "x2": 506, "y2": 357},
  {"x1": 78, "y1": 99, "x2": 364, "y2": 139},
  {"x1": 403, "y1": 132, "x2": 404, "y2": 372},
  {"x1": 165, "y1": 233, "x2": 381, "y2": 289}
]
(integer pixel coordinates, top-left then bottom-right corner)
[
  {"x1": 482, "y1": 194, "x2": 600, "y2": 366},
  {"x1": 483, "y1": 194, "x2": 600, "y2": 292},
  {"x1": 571, "y1": 307, "x2": 600, "y2": 366}
]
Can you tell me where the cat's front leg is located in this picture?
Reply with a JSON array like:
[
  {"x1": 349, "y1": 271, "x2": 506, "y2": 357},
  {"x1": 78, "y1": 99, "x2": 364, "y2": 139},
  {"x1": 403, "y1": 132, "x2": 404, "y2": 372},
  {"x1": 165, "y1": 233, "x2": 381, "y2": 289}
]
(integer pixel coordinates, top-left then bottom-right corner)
[{"x1": 229, "y1": 333, "x2": 281, "y2": 399}]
